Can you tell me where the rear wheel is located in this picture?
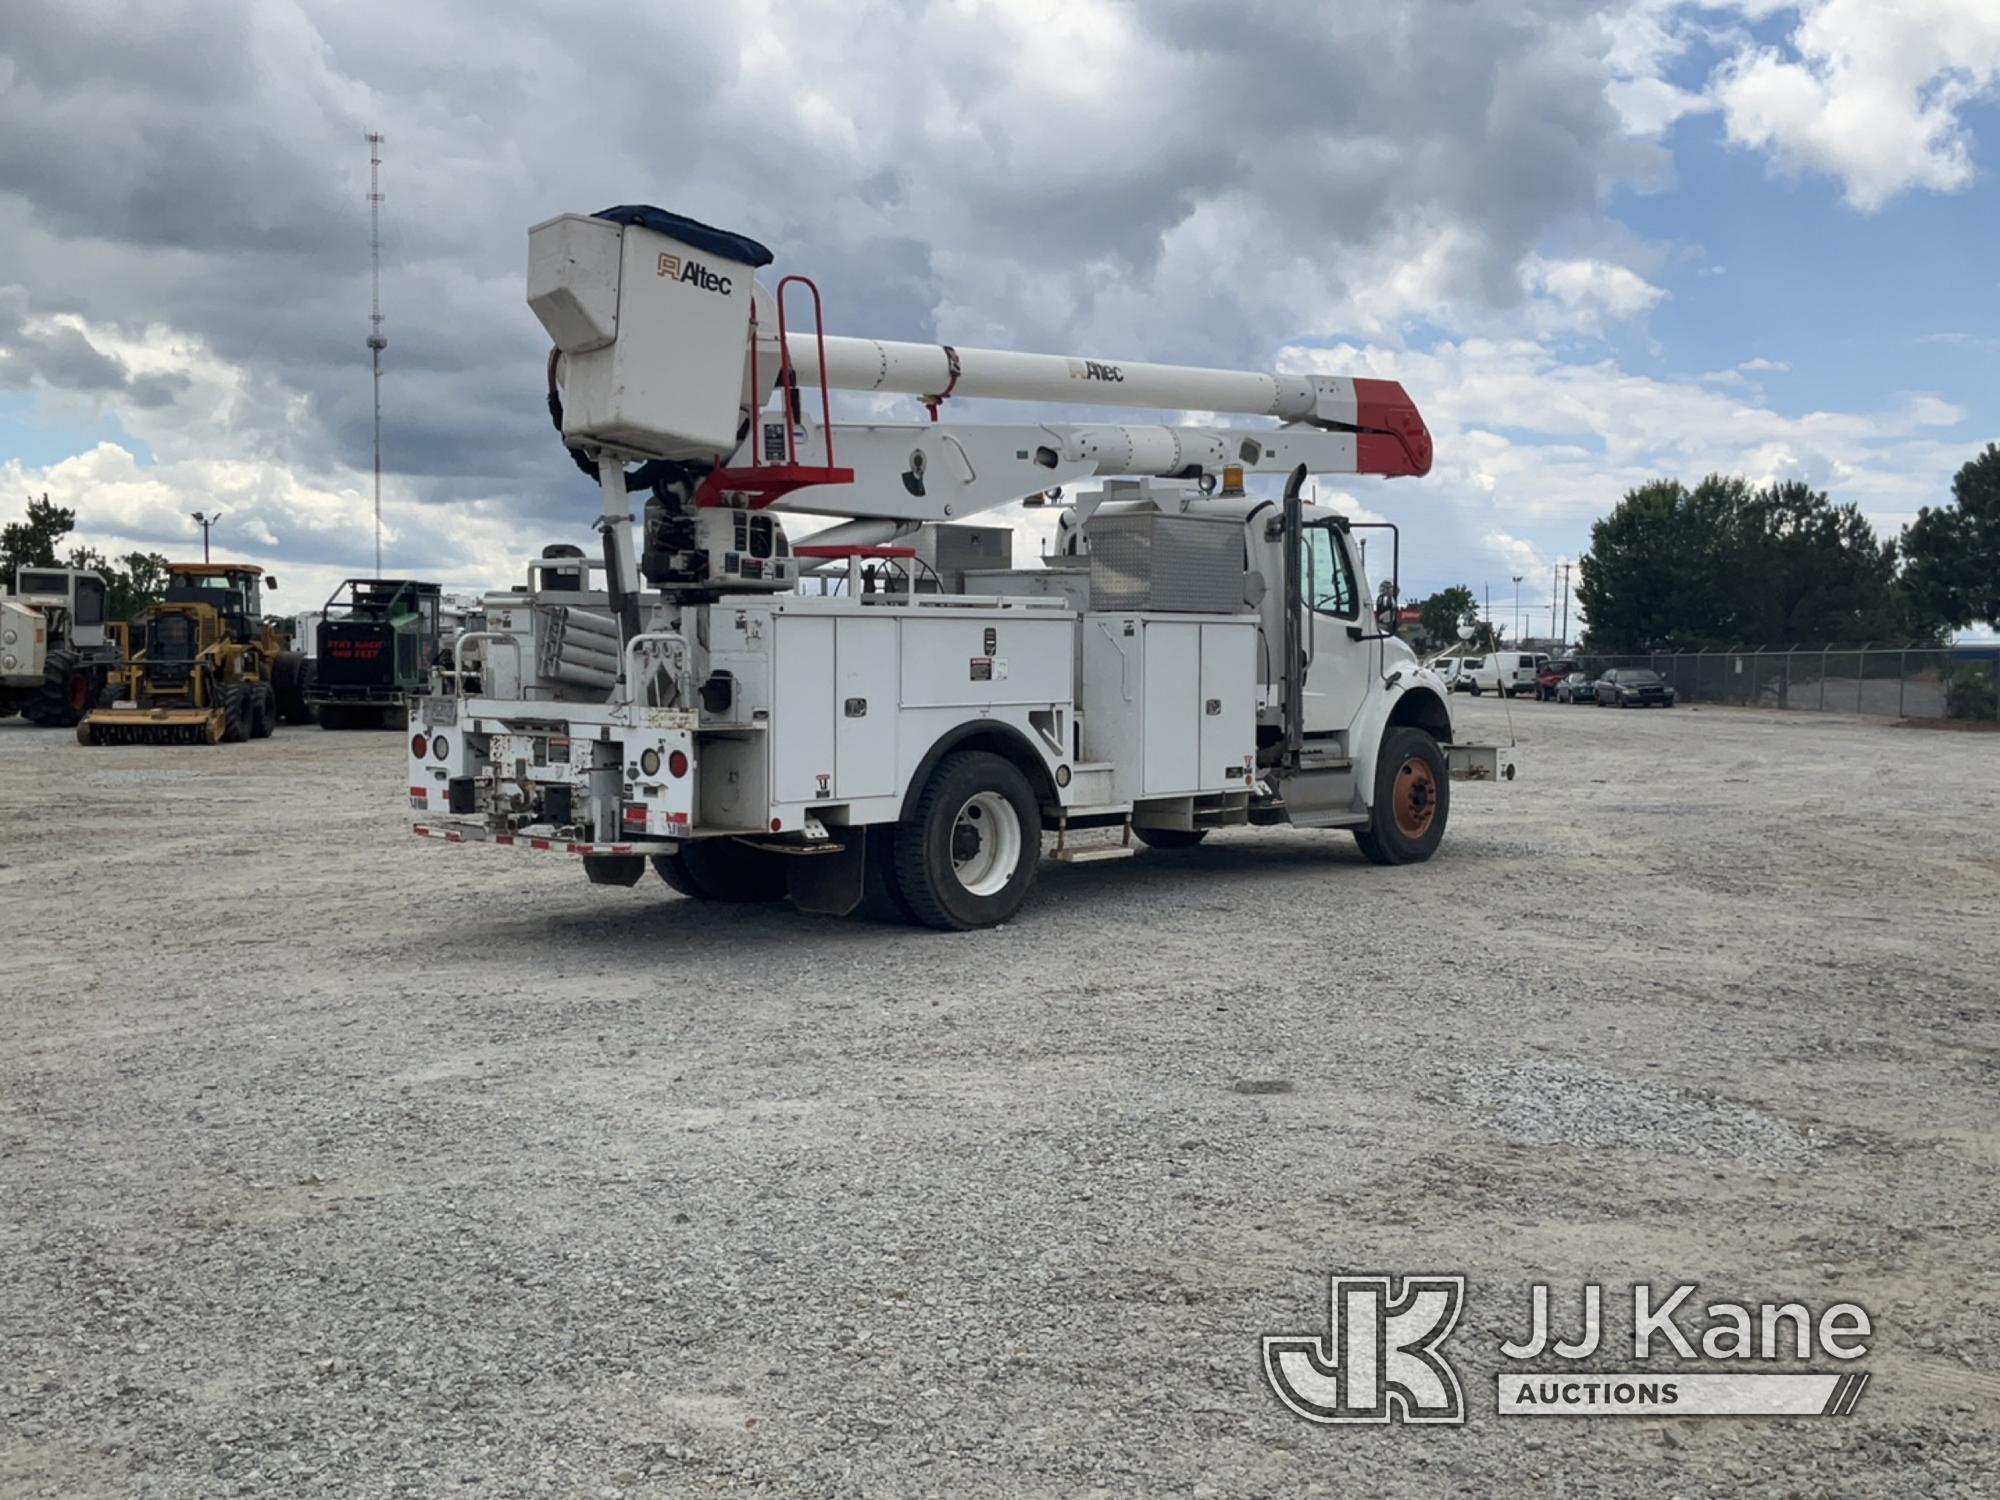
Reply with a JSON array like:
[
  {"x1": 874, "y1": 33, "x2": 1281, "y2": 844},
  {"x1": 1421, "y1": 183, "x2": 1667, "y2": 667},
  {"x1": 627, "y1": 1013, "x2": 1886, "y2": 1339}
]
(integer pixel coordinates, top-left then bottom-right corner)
[
  {"x1": 273, "y1": 652, "x2": 314, "y2": 724},
  {"x1": 894, "y1": 751, "x2": 1040, "y2": 930},
  {"x1": 1353, "y1": 728, "x2": 1449, "y2": 867},
  {"x1": 651, "y1": 840, "x2": 788, "y2": 902},
  {"x1": 21, "y1": 648, "x2": 93, "y2": 727},
  {"x1": 249, "y1": 682, "x2": 276, "y2": 739},
  {"x1": 1133, "y1": 827, "x2": 1208, "y2": 849}
]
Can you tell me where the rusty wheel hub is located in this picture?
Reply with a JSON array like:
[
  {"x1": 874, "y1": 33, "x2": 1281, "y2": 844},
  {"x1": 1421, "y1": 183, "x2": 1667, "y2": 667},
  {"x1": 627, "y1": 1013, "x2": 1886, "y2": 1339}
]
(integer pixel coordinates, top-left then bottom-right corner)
[{"x1": 1391, "y1": 756, "x2": 1437, "y2": 837}]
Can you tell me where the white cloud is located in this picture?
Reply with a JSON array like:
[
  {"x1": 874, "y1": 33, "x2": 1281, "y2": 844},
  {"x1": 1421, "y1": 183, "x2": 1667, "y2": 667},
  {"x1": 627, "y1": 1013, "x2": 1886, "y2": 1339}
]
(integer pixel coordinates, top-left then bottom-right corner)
[
  {"x1": 1705, "y1": 0, "x2": 2000, "y2": 209},
  {"x1": 1278, "y1": 336, "x2": 1970, "y2": 535}
]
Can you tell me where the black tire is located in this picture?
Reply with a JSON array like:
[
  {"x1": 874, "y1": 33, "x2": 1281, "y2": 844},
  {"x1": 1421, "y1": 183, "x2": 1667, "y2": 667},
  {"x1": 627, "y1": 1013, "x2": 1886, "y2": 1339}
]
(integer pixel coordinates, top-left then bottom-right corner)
[
  {"x1": 650, "y1": 851, "x2": 710, "y2": 899},
  {"x1": 273, "y1": 652, "x2": 313, "y2": 725},
  {"x1": 1352, "y1": 728, "x2": 1449, "y2": 867},
  {"x1": 1468, "y1": 683, "x2": 1482, "y2": 696},
  {"x1": 249, "y1": 683, "x2": 276, "y2": 739},
  {"x1": 893, "y1": 751, "x2": 1040, "y2": 930},
  {"x1": 1133, "y1": 827, "x2": 1208, "y2": 849},
  {"x1": 319, "y1": 703, "x2": 353, "y2": 731},
  {"x1": 652, "y1": 840, "x2": 787, "y2": 902},
  {"x1": 217, "y1": 681, "x2": 250, "y2": 743},
  {"x1": 20, "y1": 647, "x2": 93, "y2": 727}
]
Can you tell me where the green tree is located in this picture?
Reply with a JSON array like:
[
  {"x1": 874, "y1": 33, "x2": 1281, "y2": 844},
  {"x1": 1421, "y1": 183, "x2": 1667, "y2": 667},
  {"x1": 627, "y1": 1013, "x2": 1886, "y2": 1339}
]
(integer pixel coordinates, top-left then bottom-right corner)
[
  {"x1": 1416, "y1": 584, "x2": 1477, "y2": 651},
  {"x1": 1, "y1": 494, "x2": 77, "y2": 582},
  {"x1": 1902, "y1": 443, "x2": 2000, "y2": 631},
  {"x1": 1576, "y1": 476, "x2": 1742, "y2": 651},
  {"x1": 1729, "y1": 480, "x2": 1911, "y2": 644},
  {"x1": 1578, "y1": 474, "x2": 1912, "y2": 651}
]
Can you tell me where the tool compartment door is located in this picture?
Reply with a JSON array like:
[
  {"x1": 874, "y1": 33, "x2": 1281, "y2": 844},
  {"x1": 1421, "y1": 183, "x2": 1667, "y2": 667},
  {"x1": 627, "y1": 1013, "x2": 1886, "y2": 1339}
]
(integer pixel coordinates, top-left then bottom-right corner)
[
  {"x1": 1141, "y1": 621, "x2": 1200, "y2": 795},
  {"x1": 835, "y1": 618, "x2": 897, "y2": 799},
  {"x1": 772, "y1": 616, "x2": 836, "y2": 804},
  {"x1": 1199, "y1": 621, "x2": 1255, "y2": 786}
]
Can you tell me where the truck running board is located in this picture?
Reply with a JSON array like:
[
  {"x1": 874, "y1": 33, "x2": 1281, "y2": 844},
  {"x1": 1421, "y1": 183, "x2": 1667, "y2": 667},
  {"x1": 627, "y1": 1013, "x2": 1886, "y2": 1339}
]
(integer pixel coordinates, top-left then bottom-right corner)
[{"x1": 1052, "y1": 843, "x2": 1136, "y2": 865}]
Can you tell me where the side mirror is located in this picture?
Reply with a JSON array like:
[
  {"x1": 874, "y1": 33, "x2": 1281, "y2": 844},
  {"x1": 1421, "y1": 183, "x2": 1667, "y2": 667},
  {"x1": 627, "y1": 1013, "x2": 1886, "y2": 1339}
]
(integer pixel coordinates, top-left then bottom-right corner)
[
  {"x1": 265, "y1": 575, "x2": 278, "y2": 590},
  {"x1": 1375, "y1": 581, "x2": 1399, "y2": 634}
]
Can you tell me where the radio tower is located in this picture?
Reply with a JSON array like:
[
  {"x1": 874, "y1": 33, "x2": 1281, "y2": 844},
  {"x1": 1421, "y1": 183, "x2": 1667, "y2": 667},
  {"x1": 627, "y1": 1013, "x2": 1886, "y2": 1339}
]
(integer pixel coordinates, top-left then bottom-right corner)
[{"x1": 366, "y1": 131, "x2": 387, "y2": 578}]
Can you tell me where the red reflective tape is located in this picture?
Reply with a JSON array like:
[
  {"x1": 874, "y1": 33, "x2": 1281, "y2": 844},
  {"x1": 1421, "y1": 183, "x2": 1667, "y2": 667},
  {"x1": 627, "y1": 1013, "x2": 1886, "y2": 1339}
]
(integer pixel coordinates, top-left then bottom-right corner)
[
  {"x1": 409, "y1": 786, "x2": 428, "y2": 798},
  {"x1": 495, "y1": 835, "x2": 514, "y2": 846},
  {"x1": 443, "y1": 831, "x2": 464, "y2": 842},
  {"x1": 529, "y1": 838, "x2": 551, "y2": 850}
]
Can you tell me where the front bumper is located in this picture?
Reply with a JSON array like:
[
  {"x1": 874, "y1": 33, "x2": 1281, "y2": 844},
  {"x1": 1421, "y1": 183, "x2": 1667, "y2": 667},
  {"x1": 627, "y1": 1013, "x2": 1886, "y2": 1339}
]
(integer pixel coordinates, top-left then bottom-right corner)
[{"x1": 1446, "y1": 742, "x2": 1518, "y2": 782}]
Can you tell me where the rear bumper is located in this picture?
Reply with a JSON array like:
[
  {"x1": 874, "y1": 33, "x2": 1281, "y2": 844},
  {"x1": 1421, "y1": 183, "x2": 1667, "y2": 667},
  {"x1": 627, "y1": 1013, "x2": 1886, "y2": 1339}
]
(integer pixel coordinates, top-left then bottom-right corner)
[
  {"x1": 1446, "y1": 742, "x2": 1518, "y2": 782},
  {"x1": 412, "y1": 821, "x2": 678, "y2": 855}
]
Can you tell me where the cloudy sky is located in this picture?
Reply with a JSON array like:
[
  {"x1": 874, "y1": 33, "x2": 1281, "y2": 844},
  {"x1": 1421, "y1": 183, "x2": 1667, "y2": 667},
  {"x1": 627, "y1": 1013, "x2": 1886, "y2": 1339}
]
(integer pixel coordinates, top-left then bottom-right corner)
[{"x1": 2, "y1": 0, "x2": 1997, "y2": 632}]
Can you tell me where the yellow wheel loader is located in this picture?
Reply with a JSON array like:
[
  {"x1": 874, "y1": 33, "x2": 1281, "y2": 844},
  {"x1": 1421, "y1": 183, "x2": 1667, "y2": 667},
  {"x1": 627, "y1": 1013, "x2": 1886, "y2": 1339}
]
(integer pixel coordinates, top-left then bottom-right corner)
[{"x1": 77, "y1": 563, "x2": 310, "y2": 746}]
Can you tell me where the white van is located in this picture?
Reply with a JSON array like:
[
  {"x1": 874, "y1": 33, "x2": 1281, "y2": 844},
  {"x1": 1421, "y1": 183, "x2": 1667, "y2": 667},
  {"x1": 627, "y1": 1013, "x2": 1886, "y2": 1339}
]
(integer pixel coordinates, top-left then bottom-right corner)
[{"x1": 1464, "y1": 651, "x2": 1546, "y2": 697}]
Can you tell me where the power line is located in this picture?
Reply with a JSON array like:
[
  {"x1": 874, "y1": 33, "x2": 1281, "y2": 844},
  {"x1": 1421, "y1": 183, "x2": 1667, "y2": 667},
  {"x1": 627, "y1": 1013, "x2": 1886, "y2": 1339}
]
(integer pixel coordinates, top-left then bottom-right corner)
[{"x1": 366, "y1": 131, "x2": 387, "y2": 579}]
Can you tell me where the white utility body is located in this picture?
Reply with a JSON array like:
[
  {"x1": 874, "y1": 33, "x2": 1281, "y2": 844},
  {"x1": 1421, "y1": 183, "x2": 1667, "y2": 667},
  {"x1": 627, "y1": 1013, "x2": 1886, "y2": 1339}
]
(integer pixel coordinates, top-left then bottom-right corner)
[{"x1": 409, "y1": 206, "x2": 1516, "y2": 927}]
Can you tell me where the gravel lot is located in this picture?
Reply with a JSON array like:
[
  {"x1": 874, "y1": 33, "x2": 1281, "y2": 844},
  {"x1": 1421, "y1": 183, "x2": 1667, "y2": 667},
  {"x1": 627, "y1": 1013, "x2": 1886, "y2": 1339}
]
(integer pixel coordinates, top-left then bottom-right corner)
[{"x1": 3, "y1": 698, "x2": 1995, "y2": 1497}]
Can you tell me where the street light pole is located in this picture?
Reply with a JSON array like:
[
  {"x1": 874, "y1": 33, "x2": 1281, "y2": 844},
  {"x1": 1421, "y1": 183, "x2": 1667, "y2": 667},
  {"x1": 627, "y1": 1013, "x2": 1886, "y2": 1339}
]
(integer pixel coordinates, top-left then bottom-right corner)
[
  {"x1": 190, "y1": 510, "x2": 223, "y2": 563},
  {"x1": 1511, "y1": 574, "x2": 1523, "y2": 646},
  {"x1": 1561, "y1": 562, "x2": 1573, "y2": 646}
]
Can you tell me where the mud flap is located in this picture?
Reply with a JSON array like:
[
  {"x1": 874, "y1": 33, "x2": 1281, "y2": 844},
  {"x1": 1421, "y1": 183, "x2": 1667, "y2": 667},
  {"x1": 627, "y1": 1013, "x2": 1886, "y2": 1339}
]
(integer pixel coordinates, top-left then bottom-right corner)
[{"x1": 786, "y1": 830, "x2": 871, "y2": 917}]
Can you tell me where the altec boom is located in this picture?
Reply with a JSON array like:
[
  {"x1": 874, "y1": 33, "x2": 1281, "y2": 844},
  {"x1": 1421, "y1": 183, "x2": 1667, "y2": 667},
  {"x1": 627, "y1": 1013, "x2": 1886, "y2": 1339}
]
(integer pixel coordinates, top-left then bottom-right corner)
[{"x1": 408, "y1": 205, "x2": 1512, "y2": 928}]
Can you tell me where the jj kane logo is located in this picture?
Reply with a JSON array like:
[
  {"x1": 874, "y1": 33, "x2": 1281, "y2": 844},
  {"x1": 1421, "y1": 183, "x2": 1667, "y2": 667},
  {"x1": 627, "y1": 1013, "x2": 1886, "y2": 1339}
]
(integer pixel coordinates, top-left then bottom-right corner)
[
  {"x1": 657, "y1": 252, "x2": 733, "y2": 295},
  {"x1": 1263, "y1": 1275, "x2": 1467, "y2": 1424},
  {"x1": 1266, "y1": 1276, "x2": 1874, "y2": 1426}
]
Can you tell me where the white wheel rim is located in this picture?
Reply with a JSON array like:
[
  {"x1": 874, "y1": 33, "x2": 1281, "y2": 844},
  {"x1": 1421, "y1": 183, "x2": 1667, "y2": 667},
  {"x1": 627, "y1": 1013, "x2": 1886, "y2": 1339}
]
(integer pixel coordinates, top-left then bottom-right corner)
[{"x1": 949, "y1": 790, "x2": 1021, "y2": 897}]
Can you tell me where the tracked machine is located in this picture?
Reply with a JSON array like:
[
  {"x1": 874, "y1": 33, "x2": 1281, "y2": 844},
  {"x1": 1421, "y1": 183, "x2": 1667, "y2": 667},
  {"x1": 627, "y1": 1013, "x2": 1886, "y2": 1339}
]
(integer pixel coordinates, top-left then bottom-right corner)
[
  {"x1": 79, "y1": 563, "x2": 310, "y2": 745},
  {"x1": 408, "y1": 206, "x2": 1516, "y2": 927}
]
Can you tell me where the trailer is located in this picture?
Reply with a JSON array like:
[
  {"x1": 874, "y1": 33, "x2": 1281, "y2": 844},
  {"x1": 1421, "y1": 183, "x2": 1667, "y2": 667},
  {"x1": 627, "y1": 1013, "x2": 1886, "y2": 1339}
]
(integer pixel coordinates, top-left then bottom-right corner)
[{"x1": 408, "y1": 205, "x2": 1515, "y2": 928}]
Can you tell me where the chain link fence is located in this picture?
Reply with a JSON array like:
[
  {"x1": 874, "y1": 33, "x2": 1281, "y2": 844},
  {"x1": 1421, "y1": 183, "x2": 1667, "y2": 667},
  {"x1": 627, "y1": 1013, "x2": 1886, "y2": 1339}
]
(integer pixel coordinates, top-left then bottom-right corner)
[{"x1": 1564, "y1": 645, "x2": 2000, "y2": 721}]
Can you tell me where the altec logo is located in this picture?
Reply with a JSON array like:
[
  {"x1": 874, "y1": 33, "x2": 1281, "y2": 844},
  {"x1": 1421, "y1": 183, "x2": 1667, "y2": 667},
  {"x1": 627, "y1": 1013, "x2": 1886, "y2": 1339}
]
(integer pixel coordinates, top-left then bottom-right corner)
[
  {"x1": 1068, "y1": 358, "x2": 1124, "y2": 382},
  {"x1": 657, "y1": 252, "x2": 733, "y2": 295},
  {"x1": 1264, "y1": 1275, "x2": 1467, "y2": 1425}
]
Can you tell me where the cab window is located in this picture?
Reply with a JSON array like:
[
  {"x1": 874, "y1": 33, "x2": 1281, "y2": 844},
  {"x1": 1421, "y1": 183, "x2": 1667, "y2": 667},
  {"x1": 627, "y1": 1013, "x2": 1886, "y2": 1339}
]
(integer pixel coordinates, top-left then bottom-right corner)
[
  {"x1": 74, "y1": 576, "x2": 105, "y2": 625},
  {"x1": 1302, "y1": 524, "x2": 1358, "y2": 619}
]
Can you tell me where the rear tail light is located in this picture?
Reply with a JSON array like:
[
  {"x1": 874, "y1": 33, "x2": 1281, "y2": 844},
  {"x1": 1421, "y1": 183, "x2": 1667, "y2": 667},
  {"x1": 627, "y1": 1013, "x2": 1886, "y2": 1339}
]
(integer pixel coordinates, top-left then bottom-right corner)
[
  {"x1": 622, "y1": 803, "x2": 648, "y2": 828},
  {"x1": 410, "y1": 732, "x2": 428, "y2": 757},
  {"x1": 668, "y1": 749, "x2": 689, "y2": 778}
]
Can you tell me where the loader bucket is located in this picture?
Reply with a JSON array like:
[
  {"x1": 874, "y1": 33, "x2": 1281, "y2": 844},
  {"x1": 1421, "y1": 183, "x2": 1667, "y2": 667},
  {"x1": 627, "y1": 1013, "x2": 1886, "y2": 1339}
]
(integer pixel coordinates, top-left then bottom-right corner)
[{"x1": 77, "y1": 706, "x2": 226, "y2": 746}]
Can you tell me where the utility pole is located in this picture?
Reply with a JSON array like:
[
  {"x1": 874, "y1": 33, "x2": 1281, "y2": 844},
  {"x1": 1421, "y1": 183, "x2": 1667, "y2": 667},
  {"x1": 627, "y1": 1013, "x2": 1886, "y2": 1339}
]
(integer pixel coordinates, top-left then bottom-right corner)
[
  {"x1": 1511, "y1": 574, "x2": 1523, "y2": 645},
  {"x1": 190, "y1": 510, "x2": 223, "y2": 563},
  {"x1": 1561, "y1": 561, "x2": 1573, "y2": 645},
  {"x1": 1551, "y1": 562, "x2": 1559, "y2": 641},
  {"x1": 366, "y1": 131, "x2": 387, "y2": 579},
  {"x1": 1483, "y1": 582, "x2": 1491, "y2": 648}
]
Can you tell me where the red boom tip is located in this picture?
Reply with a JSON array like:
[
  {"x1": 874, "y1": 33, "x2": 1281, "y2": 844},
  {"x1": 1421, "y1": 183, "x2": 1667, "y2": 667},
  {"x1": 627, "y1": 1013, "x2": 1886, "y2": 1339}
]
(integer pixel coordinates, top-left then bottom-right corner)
[{"x1": 1352, "y1": 378, "x2": 1433, "y2": 478}]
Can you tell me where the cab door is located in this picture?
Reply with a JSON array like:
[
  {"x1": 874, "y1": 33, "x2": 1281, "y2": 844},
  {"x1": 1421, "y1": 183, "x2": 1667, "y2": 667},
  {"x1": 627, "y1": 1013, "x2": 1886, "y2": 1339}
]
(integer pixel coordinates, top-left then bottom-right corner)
[{"x1": 1299, "y1": 521, "x2": 1370, "y2": 736}]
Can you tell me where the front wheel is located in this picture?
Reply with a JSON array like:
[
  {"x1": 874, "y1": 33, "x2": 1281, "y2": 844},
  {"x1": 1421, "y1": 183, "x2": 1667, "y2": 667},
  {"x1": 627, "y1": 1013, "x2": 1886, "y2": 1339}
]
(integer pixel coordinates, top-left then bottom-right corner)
[
  {"x1": 894, "y1": 751, "x2": 1040, "y2": 930},
  {"x1": 1353, "y1": 728, "x2": 1449, "y2": 867}
]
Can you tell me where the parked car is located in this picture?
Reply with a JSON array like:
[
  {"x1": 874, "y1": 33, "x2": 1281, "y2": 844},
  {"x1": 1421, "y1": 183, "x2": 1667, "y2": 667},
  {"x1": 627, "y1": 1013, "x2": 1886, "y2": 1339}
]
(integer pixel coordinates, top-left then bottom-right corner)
[
  {"x1": 1594, "y1": 667, "x2": 1677, "y2": 707},
  {"x1": 1554, "y1": 670, "x2": 1596, "y2": 704},
  {"x1": 1448, "y1": 656, "x2": 1481, "y2": 692},
  {"x1": 1429, "y1": 657, "x2": 1468, "y2": 690},
  {"x1": 1533, "y1": 658, "x2": 1580, "y2": 700},
  {"x1": 1465, "y1": 651, "x2": 1547, "y2": 697}
]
